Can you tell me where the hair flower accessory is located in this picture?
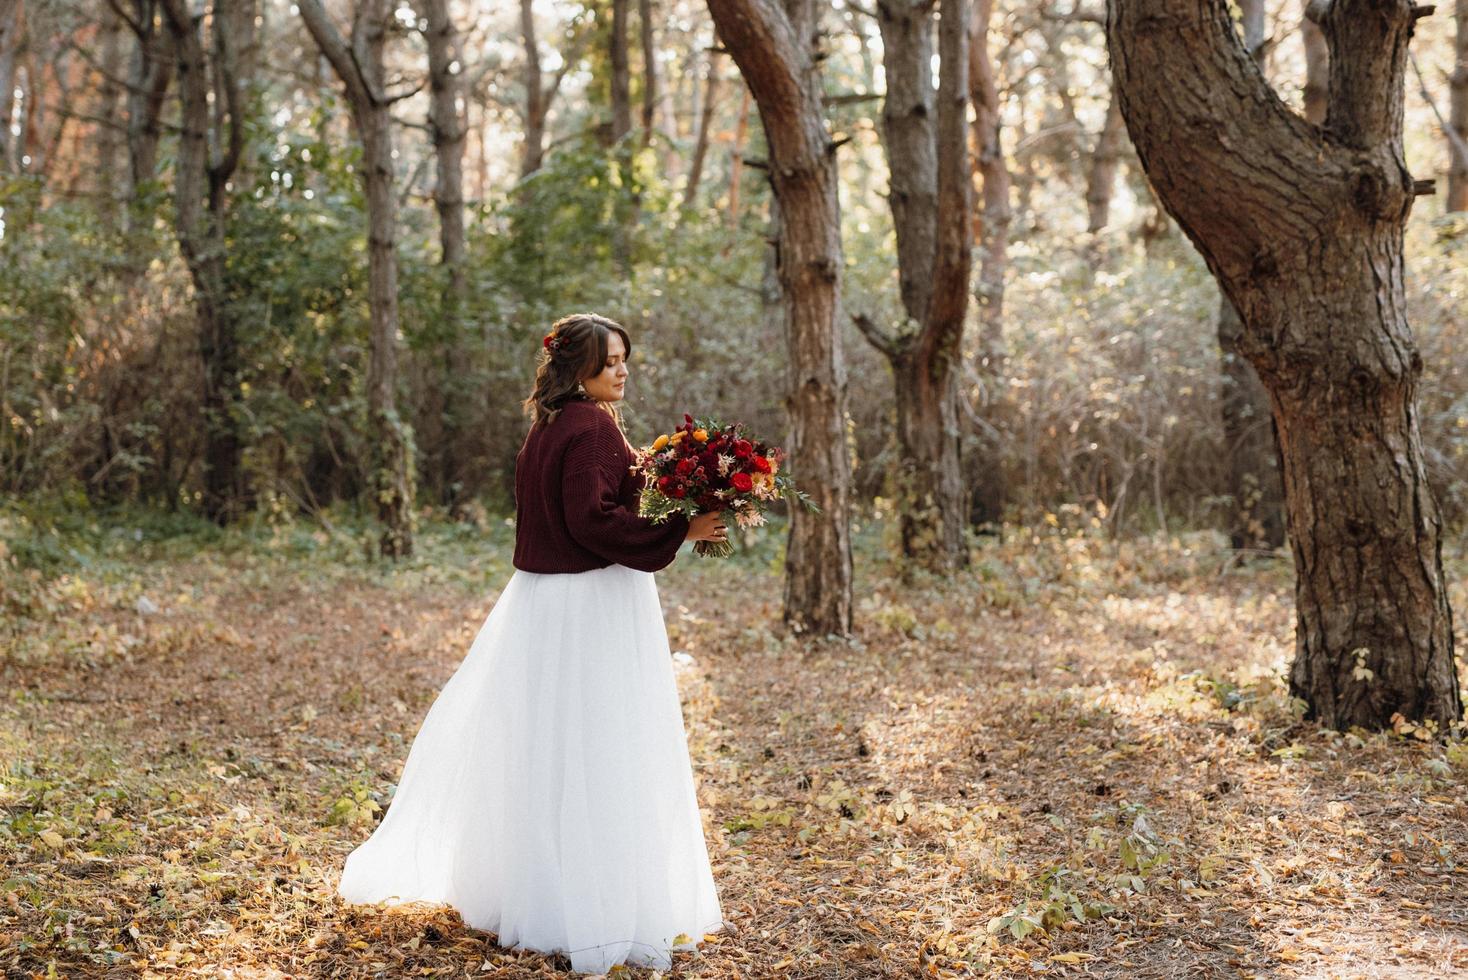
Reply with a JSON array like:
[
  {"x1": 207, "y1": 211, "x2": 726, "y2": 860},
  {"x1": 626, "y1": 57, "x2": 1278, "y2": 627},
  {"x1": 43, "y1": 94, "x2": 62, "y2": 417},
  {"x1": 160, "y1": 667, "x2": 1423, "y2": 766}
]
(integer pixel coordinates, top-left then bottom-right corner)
[{"x1": 543, "y1": 331, "x2": 564, "y2": 353}]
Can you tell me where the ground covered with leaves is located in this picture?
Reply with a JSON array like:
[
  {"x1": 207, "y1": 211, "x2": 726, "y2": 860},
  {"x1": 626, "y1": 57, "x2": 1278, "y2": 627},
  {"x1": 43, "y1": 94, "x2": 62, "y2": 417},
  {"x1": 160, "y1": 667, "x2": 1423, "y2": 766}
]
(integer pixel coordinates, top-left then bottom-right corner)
[{"x1": 3, "y1": 506, "x2": 1468, "y2": 978}]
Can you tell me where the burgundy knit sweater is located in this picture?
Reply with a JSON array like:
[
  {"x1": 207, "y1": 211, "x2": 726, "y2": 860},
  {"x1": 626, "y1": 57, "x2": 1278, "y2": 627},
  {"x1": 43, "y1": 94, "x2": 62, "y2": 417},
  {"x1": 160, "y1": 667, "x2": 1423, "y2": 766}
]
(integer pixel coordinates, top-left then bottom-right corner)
[{"x1": 512, "y1": 399, "x2": 689, "y2": 574}]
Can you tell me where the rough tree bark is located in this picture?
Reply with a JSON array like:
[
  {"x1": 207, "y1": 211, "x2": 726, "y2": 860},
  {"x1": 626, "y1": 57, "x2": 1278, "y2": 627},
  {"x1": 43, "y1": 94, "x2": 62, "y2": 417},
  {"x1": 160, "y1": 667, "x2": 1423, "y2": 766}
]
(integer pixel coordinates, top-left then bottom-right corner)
[
  {"x1": 1451, "y1": 0, "x2": 1467, "y2": 211},
  {"x1": 967, "y1": 0, "x2": 1010, "y2": 524},
  {"x1": 1216, "y1": 0, "x2": 1285, "y2": 551},
  {"x1": 160, "y1": 0, "x2": 255, "y2": 524},
  {"x1": 707, "y1": 0, "x2": 853, "y2": 635},
  {"x1": 299, "y1": 0, "x2": 416, "y2": 558},
  {"x1": 856, "y1": 0, "x2": 972, "y2": 570},
  {"x1": 415, "y1": 0, "x2": 469, "y2": 506},
  {"x1": 1107, "y1": 0, "x2": 1460, "y2": 730}
]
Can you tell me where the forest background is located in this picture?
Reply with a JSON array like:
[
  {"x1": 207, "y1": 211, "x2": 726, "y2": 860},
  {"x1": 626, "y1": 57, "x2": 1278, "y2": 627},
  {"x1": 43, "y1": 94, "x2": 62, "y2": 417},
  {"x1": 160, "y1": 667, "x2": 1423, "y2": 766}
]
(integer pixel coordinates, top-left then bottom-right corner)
[{"x1": 3, "y1": 0, "x2": 1468, "y2": 976}]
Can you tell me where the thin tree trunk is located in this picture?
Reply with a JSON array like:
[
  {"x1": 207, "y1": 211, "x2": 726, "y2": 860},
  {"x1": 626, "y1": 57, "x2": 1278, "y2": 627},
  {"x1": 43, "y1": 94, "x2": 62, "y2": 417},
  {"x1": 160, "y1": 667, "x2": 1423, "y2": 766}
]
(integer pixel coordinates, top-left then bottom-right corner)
[
  {"x1": 0, "y1": 0, "x2": 18, "y2": 174},
  {"x1": 726, "y1": 85, "x2": 750, "y2": 226},
  {"x1": 708, "y1": 0, "x2": 853, "y2": 635},
  {"x1": 97, "y1": 5, "x2": 128, "y2": 224},
  {"x1": 684, "y1": 44, "x2": 721, "y2": 207},
  {"x1": 160, "y1": 0, "x2": 254, "y2": 524},
  {"x1": 1109, "y1": 0, "x2": 1460, "y2": 730},
  {"x1": 519, "y1": 0, "x2": 545, "y2": 177},
  {"x1": 1085, "y1": 88, "x2": 1125, "y2": 233},
  {"x1": 1217, "y1": 0, "x2": 1285, "y2": 551},
  {"x1": 123, "y1": 0, "x2": 172, "y2": 217},
  {"x1": 416, "y1": 0, "x2": 468, "y2": 506},
  {"x1": 858, "y1": 0, "x2": 972, "y2": 570},
  {"x1": 300, "y1": 0, "x2": 415, "y2": 558},
  {"x1": 638, "y1": 0, "x2": 656, "y2": 147},
  {"x1": 1301, "y1": 2, "x2": 1328, "y2": 125},
  {"x1": 1450, "y1": 0, "x2": 1467, "y2": 211},
  {"x1": 610, "y1": 0, "x2": 632, "y2": 143},
  {"x1": 968, "y1": 0, "x2": 1010, "y2": 524}
]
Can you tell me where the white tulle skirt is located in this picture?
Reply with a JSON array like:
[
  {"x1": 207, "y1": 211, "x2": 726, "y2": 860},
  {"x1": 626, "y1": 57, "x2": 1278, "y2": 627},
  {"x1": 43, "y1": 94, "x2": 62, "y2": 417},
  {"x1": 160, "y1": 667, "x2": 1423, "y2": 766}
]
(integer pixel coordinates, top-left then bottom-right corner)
[{"x1": 337, "y1": 564, "x2": 723, "y2": 973}]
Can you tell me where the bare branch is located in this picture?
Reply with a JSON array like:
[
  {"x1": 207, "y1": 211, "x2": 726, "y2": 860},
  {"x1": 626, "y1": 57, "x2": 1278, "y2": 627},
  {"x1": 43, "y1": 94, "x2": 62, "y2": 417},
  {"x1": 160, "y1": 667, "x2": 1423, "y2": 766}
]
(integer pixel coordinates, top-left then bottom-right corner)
[{"x1": 852, "y1": 312, "x2": 901, "y2": 358}]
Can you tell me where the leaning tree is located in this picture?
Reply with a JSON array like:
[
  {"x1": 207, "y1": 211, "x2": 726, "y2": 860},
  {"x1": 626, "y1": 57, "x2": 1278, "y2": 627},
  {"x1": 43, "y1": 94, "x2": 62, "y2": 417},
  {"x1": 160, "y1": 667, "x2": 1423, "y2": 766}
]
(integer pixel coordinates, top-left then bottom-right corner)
[{"x1": 1107, "y1": 0, "x2": 1460, "y2": 729}]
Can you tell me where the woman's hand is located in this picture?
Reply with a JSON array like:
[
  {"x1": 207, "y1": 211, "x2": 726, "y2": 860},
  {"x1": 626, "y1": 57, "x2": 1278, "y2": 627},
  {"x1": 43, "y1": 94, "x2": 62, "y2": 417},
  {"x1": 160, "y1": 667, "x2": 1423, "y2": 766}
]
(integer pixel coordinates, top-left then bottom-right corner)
[{"x1": 686, "y1": 511, "x2": 728, "y2": 544}]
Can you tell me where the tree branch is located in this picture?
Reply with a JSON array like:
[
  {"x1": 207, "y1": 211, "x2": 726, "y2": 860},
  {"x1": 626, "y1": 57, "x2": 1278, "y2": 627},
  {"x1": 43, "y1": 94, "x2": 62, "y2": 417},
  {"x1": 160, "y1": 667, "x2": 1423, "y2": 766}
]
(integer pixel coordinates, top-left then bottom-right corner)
[
  {"x1": 1409, "y1": 50, "x2": 1468, "y2": 171},
  {"x1": 852, "y1": 312, "x2": 902, "y2": 358},
  {"x1": 297, "y1": 0, "x2": 372, "y2": 110},
  {"x1": 1320, "y1": 0, "x2": 1420, "y2": 150},
  {"x1": 1106, "y1": 0, "x2": 1334, "y2": 282}
]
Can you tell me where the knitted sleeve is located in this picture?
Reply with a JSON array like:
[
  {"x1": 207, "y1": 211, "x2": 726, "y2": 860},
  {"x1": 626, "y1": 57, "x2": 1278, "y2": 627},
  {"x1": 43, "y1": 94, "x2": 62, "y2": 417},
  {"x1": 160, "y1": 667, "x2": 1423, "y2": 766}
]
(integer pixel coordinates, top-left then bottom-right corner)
[{"x1": 561, "y1": 415, "x2": 689, "y2": 572}]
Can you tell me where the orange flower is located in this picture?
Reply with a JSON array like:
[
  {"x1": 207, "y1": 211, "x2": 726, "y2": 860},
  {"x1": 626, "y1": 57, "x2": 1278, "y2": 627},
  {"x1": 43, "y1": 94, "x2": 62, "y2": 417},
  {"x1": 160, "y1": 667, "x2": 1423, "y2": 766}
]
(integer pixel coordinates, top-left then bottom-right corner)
[
  {"x1": 693, "y1": 429, "x2": 709, "y2": 443},
  {"x1": 651, "y1": 434, "x2": 670, "y2": 451}
]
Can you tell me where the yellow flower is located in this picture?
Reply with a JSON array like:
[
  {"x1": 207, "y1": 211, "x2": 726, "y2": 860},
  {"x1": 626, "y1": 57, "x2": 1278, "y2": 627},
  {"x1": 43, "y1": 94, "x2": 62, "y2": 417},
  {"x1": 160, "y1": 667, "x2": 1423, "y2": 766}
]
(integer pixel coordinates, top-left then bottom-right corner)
[
  {"x1": 670, "y1": 430, "x2": 688, "y2": 444},
  {"x1": 767, "y1": 457, "x2": 779, "y2": 476},
  {"x1": 651, "y1": 434, "x2": 670, "y2": 451},
  {"x1": 693, "y1": 429, "x2": 709, "y2": 443}
]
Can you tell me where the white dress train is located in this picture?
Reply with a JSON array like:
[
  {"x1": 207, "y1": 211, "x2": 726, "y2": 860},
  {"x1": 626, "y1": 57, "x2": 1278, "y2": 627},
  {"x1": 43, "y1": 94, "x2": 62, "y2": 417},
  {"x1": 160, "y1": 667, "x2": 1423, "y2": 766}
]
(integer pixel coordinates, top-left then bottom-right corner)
[{"x1": 337, "y1": 564, "x2": 724, "y2": 973}]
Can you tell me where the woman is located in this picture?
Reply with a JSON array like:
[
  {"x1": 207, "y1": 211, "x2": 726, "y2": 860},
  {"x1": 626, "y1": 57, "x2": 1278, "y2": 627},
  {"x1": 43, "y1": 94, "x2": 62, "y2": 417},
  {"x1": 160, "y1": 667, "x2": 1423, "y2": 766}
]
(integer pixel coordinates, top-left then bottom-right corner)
[{"x1": 338, "y1": 313, "x2": 727, "y2": 973}]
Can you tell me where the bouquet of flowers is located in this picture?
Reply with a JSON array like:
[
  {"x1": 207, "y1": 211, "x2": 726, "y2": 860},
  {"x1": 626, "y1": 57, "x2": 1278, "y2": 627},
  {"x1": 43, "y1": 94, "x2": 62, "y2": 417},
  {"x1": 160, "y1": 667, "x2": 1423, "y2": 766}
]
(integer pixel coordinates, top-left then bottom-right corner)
[{"x1": 635, "y1": 414, "x2": 804, "y2": 557}]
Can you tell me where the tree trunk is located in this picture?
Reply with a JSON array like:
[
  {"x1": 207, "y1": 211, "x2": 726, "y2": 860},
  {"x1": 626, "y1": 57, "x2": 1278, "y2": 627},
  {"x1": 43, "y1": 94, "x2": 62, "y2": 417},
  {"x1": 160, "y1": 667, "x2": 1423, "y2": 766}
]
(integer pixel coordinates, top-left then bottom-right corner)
[
  {"x1": 416, "y1": 0, "x2": 469, "y2": 505},
  {"x1": 684, "y1": 44, "x2": 721, "y2": 207},
  {"x1": 967, "y1": 0, "x2": 1009, "y2": 524},
  {"x1": 520, "y1": 0, "x2": 545, "y2": 177},
  {"x1": 96, "y1": 6, "x2": 128, "y2": 225},
  {"x1": 708, "y1": 0, "x2": 853, "y2": 635},
  {"x1": 638, "y1": 0, "x2": 657, "y2": 147},
  {"x1": 161, "y1": 0, "x2": 253, "y2": 525},
  {"x1": 0, "y1": 0, "x2": 18, "y2": 175},
  {"x1": 300, "y1": 0, "x2": 415, "y2": 558},
  {"x1": 610, "y1": 0, "x2": 632, "y2": 143},
  {"x1": 1108, "y1": 0, "x2": 1460, "y2": 730},
  {"x1": 726, "y1": 84, "x2": 750, "y2": 225},
  {"x1": 1085, "y1": 88, "x2": 1126, "y2": 233},
  {"x1": 1301, "y1": 2, "x2": 1329, "y2": 126},
  {"x1": 1450, "y1": 0, "x2": 1467, "y2": 211},
  {"x1": 858, "y1": 0, "x2": 972, "y2": 570},
  {"x1": 1217, "y1": 0, "x2": 1284, "y2": 551},
  {"x1": 120, "y1": 0, "x2": 173, "y2": 222}
]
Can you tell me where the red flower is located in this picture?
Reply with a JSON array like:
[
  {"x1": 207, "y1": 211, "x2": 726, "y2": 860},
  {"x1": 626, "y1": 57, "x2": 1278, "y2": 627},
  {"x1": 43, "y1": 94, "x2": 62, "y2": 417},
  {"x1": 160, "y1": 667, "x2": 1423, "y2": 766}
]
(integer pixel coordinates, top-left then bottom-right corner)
[
  {"x1": 752, "y1": 455, "x2": 772, "y2": 474},
  {"x1": 731, "y1": 472, "x2": 754, "y2": 493},
  {"x1": 670, "y1": 484, "x2": 687, "y2": 498},
  {"x1": 657, "y1": 475, "x2": 674, "y2": 493},
  {"x1": 676, "y1": 458, "x2": 697, "y2": 476},
  {"x1": 734, "y1": 440, "x2": 753, "y2": 459}
]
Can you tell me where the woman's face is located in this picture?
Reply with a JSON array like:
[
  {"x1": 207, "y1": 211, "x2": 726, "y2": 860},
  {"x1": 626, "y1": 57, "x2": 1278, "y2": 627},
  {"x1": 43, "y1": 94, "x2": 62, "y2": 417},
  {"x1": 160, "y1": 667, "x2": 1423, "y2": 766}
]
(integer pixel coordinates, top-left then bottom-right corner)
[{"x1": 581, "y1": 331, "x2": 629, "y2": 403}]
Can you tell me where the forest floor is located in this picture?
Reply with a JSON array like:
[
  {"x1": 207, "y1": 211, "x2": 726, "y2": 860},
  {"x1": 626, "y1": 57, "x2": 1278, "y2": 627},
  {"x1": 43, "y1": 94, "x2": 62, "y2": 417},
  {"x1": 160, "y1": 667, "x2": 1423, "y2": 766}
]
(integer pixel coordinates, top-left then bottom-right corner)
[{"x1": 3, "y1": 508, "x2": 1468, "y2": 979}]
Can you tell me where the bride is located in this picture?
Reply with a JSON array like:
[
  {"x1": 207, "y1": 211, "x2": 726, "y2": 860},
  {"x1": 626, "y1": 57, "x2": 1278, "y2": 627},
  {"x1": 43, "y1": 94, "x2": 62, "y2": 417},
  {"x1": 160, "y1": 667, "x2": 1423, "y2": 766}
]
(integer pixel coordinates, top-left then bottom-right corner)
[{"x1": 337, "y1": 313, "x2": 727, "y2": 973}]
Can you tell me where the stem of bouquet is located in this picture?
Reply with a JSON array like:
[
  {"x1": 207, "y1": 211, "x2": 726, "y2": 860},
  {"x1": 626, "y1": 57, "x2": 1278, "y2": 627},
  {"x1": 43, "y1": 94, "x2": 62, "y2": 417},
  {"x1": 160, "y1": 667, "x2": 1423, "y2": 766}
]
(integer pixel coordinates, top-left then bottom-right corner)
[{"x1": 694, "y1": 510, "x2": 735, "y2": 557}]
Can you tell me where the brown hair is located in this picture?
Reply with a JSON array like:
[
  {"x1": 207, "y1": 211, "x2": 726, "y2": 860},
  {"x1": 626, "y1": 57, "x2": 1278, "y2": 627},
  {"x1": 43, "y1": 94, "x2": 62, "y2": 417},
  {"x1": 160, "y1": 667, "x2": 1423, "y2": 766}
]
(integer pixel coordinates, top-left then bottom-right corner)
[{"x1": 522, "y1": 313, "x2": 633, "y2": 427}]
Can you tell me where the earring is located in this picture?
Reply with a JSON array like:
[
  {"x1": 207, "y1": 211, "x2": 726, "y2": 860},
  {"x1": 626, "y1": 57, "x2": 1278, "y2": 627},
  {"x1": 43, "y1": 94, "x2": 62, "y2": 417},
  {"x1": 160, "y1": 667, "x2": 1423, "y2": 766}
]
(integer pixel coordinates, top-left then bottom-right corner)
[{"x1": 576, "y1": 381, "x2": 588, "y2": 397}]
